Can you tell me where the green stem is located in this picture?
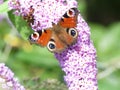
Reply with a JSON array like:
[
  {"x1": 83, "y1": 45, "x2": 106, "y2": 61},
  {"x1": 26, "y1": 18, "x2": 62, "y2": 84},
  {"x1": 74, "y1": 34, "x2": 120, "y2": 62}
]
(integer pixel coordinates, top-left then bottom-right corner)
[{"x1": 0, "y1": 1, "x2": 10, "y2": 13}]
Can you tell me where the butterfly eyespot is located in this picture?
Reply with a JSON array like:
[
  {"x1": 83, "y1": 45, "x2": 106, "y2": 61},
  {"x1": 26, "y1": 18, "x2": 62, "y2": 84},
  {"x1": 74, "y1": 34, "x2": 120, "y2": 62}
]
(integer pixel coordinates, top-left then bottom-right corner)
[
  {"x1": 67, "y1": 8, "x2": 75, "y2": 17},
  {"x1": 30, "y1": 32, "x2": 39, "y2": 42},
  {"x1": 67, "y1": 28, "x2": 78, "y2": 38},
  {"x1": 47, "y1": 41, "x2": 56, "y2": 52}
]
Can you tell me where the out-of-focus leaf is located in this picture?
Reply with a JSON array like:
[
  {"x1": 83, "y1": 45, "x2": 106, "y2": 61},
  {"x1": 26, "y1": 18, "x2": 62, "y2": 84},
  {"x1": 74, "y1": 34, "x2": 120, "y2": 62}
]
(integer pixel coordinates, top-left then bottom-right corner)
[
  {"x1": 0, "y1": 1, "x2": 9, "y2": 13},
  {"x1": 90, "y1": 22, "x2": 120, "y2": 61},
  {"x1": 23, "y1": 78, "x2": 67, "y2": 90},
  {"x1": 97, "y1": 22, "x2": 120, "y2": 61},
  {"x1": 90, "y1": 23, "x2": 106, "y2": 47},
  {"x1": 78, "y1": 0, "x2": 87, "y2": 18},
  {"x1": 12, "y1": 46, "x2": 58, "y2": 67},
  {"x1": 8, "y1": 10, "x2": 33, "y2": 40},
  {"x1": 0, "y1": 19, "x2": 11, "y2": 35},
  {"x1": 0, "y1": 19, "x2": 11, "y2": 48},
  {"x1": 90, "y1": 22, "x2": 120, "y2": 90},
  {"x1": 99, "y1": 70, "x2": 120, "y2": 90}
]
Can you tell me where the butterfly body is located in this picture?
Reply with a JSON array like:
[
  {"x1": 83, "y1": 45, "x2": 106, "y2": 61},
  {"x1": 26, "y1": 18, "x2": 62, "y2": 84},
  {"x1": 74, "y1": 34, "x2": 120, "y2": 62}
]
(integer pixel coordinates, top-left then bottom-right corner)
[{"x1": 29, "y1": 8, "x2": 79, "y2": 53}]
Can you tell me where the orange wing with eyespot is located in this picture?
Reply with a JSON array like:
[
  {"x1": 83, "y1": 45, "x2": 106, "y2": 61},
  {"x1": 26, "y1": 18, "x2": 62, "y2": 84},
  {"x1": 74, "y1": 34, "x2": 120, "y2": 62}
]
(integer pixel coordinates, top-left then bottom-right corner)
[
  {"x1": 45, "y1": 8, "x2": 79, "y2": 53},
  {"x1": 59, "y1": 8, "x2": 79, "y2": 28},
  {"x1": 37, "y1": 30, "x2": 52, "y2": 47},
  {"x1": 29, "y1": 8, "x2": 79, "y2": 53}
]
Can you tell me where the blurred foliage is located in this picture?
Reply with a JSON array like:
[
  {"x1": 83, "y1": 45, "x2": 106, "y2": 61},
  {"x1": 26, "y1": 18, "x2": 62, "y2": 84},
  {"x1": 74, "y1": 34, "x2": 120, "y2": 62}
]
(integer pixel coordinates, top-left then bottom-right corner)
[
  {"x1": 0, "y1": 0, "x2": 120, "y2": 90},
  {"x1": 23, "y1": 77, "x2": 67, "y2": 90},
  {"x1": 85, "y1": 0, "x2": 120, "y2": 25},
  {"x1": 8, "y1": 10, "x2": 33, "y2": 40},
  {"x1": 90, "y1": 22, "x2": 120, "y2": 90}
]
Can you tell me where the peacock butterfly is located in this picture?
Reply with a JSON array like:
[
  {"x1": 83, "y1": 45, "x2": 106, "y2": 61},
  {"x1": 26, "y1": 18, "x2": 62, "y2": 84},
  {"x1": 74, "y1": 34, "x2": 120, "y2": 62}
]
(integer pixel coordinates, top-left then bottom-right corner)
[{"x1": 29, "y1": 8, "x2": 79, "y2": 53}]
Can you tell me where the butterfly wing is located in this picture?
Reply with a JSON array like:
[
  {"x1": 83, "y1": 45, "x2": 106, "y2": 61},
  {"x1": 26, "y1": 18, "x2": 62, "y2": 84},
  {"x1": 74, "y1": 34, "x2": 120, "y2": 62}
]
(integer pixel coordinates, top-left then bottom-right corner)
[
  {"x1": 46, "y1": 8, "x2": 79, "y2": 53},
  {"x1": 29, "y1": 8, "x2": 79, "y2": 53},
  {"x1": 59, "y1": 8, "x2": 79, "y2": 28},
  {"x1": 29, "y1": 29, "x2": 52, "y2": 47},
  {"x1": 47, "y1": 33, "x2": 67, "y2": 53},
  {"x1": 37, "y1": 30, "x2": 52, "y2": 47}
]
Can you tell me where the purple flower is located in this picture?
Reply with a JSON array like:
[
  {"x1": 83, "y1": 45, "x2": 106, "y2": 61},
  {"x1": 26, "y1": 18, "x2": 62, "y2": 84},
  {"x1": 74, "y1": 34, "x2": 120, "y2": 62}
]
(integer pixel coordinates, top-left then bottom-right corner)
[
  {"x1": 8, "y1": 0, "x2": 98, "y2": 90},
  {"x1": 8, "y1": 0, "x2": 77, "y2": 30},
  {"x1": 0, "y1": 0, "x2": 3, "y2": 4},
  {"x1": 55, "y1": 15, "x2": 98, "y2": 89},
  {"x1": 0, "y1": 63, "x2": 25, "y2": 90}
]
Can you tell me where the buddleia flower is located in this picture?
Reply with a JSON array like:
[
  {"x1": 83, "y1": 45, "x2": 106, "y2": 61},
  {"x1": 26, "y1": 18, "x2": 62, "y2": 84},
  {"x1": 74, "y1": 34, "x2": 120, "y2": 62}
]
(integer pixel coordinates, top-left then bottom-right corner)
[
  {"x1": 0, "y1": 63, "x2": 25, "y2": 90},
  {"x1": 8, "y1": 0, "x2": 98, "y2": 90}
]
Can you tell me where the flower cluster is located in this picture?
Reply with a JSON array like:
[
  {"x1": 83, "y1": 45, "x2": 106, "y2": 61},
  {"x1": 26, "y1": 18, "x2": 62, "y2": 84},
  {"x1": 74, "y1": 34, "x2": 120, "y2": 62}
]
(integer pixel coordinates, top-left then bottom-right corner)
[
  {"x1": 8, "y1": 0, "x2": 98, "y2": 90},
  {"x1": 9, "y1": 0, "x2": 77, "y2": 31},
  {"x1": 0, "y1": 63, "x2": 25, "y2": 90},
  {"x1": 55, "y1": 15, "x2": 98, "y2": 89}
]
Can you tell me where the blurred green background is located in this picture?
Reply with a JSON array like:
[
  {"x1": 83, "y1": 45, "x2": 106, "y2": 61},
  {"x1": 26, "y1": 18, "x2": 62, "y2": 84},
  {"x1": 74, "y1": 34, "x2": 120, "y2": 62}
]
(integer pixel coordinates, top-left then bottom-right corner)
[{"x1": 0, "y1": 0, "x2": 120, "y2": 90}]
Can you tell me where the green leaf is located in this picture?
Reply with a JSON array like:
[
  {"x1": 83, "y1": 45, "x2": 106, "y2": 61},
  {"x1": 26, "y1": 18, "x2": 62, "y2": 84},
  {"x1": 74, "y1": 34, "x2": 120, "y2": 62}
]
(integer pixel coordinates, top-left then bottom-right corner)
[
  {"x1": 98, "y1": 22, "x2": 120, "y2": 61},
  {"x1": 0, "y1": 1, "x2": 10, "y2": 13},
  {"x1": 91, "y1": 22, "x2": 120, "y2": 62},
  {"x1": 11, "y1": 46, "x2": 58, "y2": 67},
  {"x1": 99, "y1": 71, "x2": 120, "y2": 90},
  {"x1": 8, "y1": 10, "x2": 33, "y2": 40}
]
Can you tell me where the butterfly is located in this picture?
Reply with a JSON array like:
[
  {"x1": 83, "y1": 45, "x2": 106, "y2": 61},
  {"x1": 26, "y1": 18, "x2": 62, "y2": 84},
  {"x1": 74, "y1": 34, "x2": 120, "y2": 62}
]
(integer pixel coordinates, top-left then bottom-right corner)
[{"x1": 29, "y1": 8, "x2": 79, "y2": 53}]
